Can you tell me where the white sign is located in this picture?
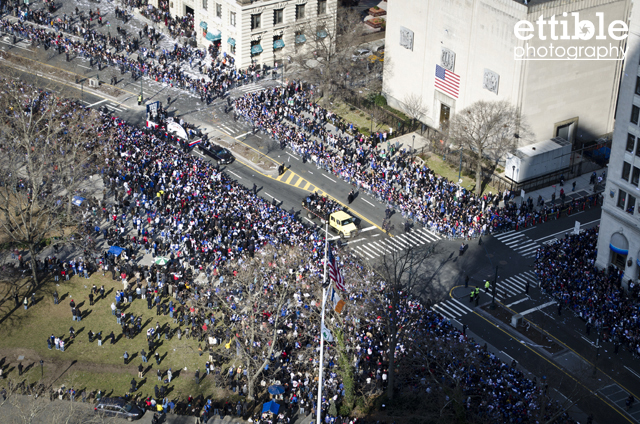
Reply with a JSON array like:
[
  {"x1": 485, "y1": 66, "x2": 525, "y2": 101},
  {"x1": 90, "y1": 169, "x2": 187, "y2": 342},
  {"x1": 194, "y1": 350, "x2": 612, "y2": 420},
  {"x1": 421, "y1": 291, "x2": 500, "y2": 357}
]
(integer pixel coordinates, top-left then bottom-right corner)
[
  {"x1": 167, "y1": 122, "x2": 188, "y2": 140},
  {"x1": 574, "y1": 220, "x2": 581, "y2": 235},
  {"x1": 513, "y1": 13, "x2": 628, "y2": 61}
]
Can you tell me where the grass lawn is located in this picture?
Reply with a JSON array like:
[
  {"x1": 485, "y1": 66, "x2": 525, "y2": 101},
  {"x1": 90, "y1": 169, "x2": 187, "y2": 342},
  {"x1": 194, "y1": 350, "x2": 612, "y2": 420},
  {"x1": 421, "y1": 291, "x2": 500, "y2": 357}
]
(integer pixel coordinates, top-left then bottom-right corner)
[
  {"x1": 321, "y1": 100, "x2": 389, "y2": 136},
  {"x1": 420, "y1": 153, "x2": 499, "y2": 194},
  {"x1": 0, "y1": 272, "x2": 232, "y2": 401}
]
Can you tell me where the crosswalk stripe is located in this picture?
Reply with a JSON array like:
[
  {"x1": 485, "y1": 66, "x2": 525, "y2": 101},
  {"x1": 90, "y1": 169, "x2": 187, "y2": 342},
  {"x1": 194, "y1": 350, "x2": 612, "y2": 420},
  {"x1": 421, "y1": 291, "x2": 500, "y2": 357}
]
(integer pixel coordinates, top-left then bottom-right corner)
[
  {"x1": 303, "y1": 182, "x2": 312, "y2": 190},
  {"x1": 359, "y1": 245, "x2": 381, "y2": 257},
  {"x1": 388, "y1": 236, "x2": 410, "y2": 249},
  {"x1": 519, "y1": 244, "x2": 540, "y2": 254},
  {"x1": 451, "y1": 298, "x2": 473, "y2": 313},
  {"x1": 425, "y1": 229, "x2": 443, "y2": 240},
  {"x1": 500, "y1": 233, "x2": 525, "y2": 243},
  {"x1": 495, "y1": 230, "x2": 515, "y2": 238},
  {"x1": 284, "y1": 172, "x2": 296, "y2": 184},
  {"x1": 374, "y1": 240, "x2": 397, "y2": 252},
  {"x1": 403, "y1": 232, "x2": 426, "y2": 245},
  {"x1": 505, "y1": 237, "x2": 528, "y2": 246},
  {"x1": 419, "y1": 230, "x2": 439, "y2": 242},
  {"x1": 354, "y1": 246, "x2": 375, "y2": 259},
  {"x1": 294, "y1": 177, "x2": 305, "y2": 187},
  {"x1": 365, "y1": 243, "x2": 386, "y2": 255},
  {"x1": 441, "y1": 300, "x2": 469, "y2": 316}
]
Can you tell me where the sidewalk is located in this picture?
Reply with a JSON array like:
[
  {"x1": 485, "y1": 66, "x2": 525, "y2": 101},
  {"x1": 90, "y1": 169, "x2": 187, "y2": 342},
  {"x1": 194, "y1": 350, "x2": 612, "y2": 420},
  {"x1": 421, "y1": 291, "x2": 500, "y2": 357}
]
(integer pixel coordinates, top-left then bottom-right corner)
[{"x1": 447, "y1": 285, "x2": 591, "y2": 424}]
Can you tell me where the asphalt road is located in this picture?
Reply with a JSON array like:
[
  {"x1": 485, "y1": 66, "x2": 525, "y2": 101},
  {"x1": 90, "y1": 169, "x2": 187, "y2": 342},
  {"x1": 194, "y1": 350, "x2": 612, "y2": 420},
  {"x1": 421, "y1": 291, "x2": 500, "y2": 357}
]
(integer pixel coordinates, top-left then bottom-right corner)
[{"x1": 3, "y1": 12, "x2": 635, "y2": 422}]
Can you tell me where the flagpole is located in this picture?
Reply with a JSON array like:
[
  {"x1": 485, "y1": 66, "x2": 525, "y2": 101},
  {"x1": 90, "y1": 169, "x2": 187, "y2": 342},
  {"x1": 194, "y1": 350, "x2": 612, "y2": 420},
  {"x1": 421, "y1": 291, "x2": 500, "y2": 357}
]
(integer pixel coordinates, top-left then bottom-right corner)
[{"x1": 316, "y1": 221, "x2": 329, "y2": 424}]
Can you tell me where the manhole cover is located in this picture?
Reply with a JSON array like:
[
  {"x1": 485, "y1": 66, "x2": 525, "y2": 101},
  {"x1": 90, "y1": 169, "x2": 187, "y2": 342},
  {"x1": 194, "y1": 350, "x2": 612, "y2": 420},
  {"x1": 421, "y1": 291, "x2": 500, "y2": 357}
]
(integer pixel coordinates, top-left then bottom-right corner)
[{"x1": 499, "y1": 260, "x2": 508, "y2": 265}]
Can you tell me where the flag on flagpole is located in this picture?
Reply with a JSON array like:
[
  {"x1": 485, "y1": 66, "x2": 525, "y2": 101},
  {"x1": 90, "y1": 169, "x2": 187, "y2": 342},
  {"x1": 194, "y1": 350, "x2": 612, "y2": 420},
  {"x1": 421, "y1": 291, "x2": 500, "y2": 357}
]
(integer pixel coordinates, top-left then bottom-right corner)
[
  {"x1": 321, "y1": 323, "x2": 334, "y2": 342},
  {"x1": 328, "y1": 287, "x2": 346, "y2": 314},
  {"x1": 327, "y1": 247, "x2": 345, "y2": 291}
]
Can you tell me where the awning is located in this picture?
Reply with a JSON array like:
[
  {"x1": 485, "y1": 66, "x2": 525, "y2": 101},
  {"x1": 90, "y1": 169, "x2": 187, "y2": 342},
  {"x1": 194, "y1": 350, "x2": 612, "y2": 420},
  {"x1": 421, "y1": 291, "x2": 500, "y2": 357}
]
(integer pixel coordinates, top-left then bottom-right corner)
[
  {"x1": 610, "y1": 232, "x2": 629, "y2": 255},
  {"x1": 251, "y1": 44, "x2": 263, "y2": 54},
  {"x1": 108, "y1": 246, "x2": 124, "y2": 256},
  {"x1": 206, "y1": 31, "x2": 221, "y2": 41},
  {"x1": 317, "y1": 29, "x2": 327, "y2": 39},
  {"x1": 295, "y1": 34, "x2": 306, "y2": 44},
  {"x1": 199, "y1": 21, "x2": 208, "y2": 29},
  {"x1": 71, "y1": 195, "x2": 85, "y2": 206},
  {"x1": 273, "y1": 39, "x2": 285, "y2": 49},
  {"x1": 228, "y1": 37, "x2": 236, "y2": 46}
]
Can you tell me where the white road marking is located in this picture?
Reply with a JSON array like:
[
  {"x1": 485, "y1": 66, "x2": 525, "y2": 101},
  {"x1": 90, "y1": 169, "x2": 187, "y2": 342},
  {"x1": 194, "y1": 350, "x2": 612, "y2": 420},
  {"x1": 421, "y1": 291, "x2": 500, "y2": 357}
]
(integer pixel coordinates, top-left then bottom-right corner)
[
  {"x1": 322, "y1": 174, "x2": 336, "y2": 183},
  {"x1": 87, "y1": 99, "x2": 108, "y2": 107},
  {"x1": 228, "y1": 171, "x2": 242, "y2": 179},
  {"x1": 286, "y1": 152, "x2": 300, "y2": 160},
  {"x1": 359, "y1": 226, "x2": 376, "y2": 233},
  {"x1": 361, "y1": 199, "x2": 375, "y2": 207},
  {"x1": 624, "y1": 366, "x2": 640, "y2": 380},
  {"x1": 236, "y1": 132, "x2": 250, "y2": 138},
  {"x1": 77, "y1": 64, "x2": 91, "y2": 69},
  {"x1": 520, "y1": 301, "x2": 557, "y2": 316},
  {"x1": 506, "y1": 298, "x2": 528, "y2": 307},
  {"x1": 533, "y1": 218, "x2": 602, "y2": 242}
]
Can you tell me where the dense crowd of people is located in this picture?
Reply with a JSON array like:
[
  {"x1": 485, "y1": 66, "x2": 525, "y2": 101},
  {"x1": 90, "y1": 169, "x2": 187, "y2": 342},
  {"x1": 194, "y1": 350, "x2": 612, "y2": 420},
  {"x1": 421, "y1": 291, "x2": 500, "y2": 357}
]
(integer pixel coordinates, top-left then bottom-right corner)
[
  {"x1": 0, "y1": 3, "x2": 270, "y2": 103},
  {"x1": 233, "y1": 85, "x2": 600, "y2": 239},
  {"x1": 535, "y1": 227, "x2": 640, "y2": 355}
]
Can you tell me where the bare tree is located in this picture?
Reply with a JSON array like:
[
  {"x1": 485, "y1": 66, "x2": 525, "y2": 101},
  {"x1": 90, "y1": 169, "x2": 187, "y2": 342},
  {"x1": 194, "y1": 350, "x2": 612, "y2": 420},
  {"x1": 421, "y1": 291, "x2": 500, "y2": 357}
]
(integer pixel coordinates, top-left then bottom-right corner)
[
  {"x1": 367, "y1": 243, "x2": 438, "y2": 400},
  {"x1": 448, "y1": 100, "x2": 530, "y2": 194},
  {"x1": 210, "y1": 245, "x2": 322, "y2": 400},
  {"x1": 292, "y1": 8, "x2": 372, "y2": 101},
  {"x1": 402, "y1": 93, "x2": 428, "y2": 128},
  {"x1": 0, "y1": 80, "x2": 101, "y2": 287}
]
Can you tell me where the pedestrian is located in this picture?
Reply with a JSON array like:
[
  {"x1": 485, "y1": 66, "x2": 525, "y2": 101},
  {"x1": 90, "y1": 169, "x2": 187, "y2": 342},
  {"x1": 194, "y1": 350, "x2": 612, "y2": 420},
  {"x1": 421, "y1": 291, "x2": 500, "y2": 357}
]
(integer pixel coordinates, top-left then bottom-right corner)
[
  {"x1": 23, "y1": 296, "x2": 28, "y2": 310},
  {"x1": 464, "y1": 275, "x2": 469, "y2": 288},
  {"x1": 462, "y1": 324, "x2": 467, "y2": 335},
  {"x1": 586, "y1": 322, "x2": 591, "y2": 335},
  {"x1": 60, "y1": 339, "x2": 65, "y2": 352},
  {"x1": 88, "y1": 330, "x2": 94, "y2": 342},
  {"x1": 525, "y1": 280, "x2": 530, "y2": 295},
  {"x1": 89, "y1": 293, "x2": 94, "y2": 306},
  {"x1": 195, "y1": 369, "x2": 200, "y2": 385},
  {"x1": 572, "y1": 181, "x2": 576, "y2": 191},
  {"x1": 347, "y1": 190, "x2": 354, "y2": 204},
  {"x1": 167, "y1": 368, "x2": 172, "y2": 383},
  {"x1": 157, "y1": 369, "x2": 162, "y2": 381},
  {"x1": 141, "y1": 349, "x2": 147, "y2": 363},
  {"x1": 469, "y1": 289, "x2": 474, "y2": 303},
  {"x1": 53, "y1": 290, "x2": 59, "y2": 305},
  {"x1": 130, "y1": 378, "x2": 137, "y2": 392},
  {"x1": 155, "y1": 352, "x2": 160, "y2": 365},
  {"x1": 138, "y1": 364, "x2": 144, "y2": 378},
  {"x1": 253, "y1": 183, "x2": 257, "y2": 194},
  {"x1": 124, "y1": 351, "x2": 129, "y2": 365},
  {"x1": 97, "y1": 332, "x2": 102, "y2": 346},
  {"x1": 17, "y1": 362, "x2": 23, "y2": 376}
]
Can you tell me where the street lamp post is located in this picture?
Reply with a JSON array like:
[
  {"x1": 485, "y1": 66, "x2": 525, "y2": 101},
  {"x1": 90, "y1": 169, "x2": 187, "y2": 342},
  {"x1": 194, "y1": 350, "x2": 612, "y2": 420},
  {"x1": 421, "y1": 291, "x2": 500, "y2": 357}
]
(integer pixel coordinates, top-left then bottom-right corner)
[
  {"x1": 491, "y1": 265, "x2": 498, "y2": 309},
  {"x1": 412, "y1": 135, "x2": 415, "y2": 159},
  {"x1": 511, "y1": 165, "x2": 515, "y2": 191},
  {"x1": 458, "y1": 147, "x2": 463, "y2": 182},
  {"x1": 370, "y1": 110, "x2": 374, "y2": 136},
  {"x1": 593, "y1": 328, "x2": 601, "y2": 377},
  {"x1": 39, "y1": 360, "x2": 43, "y2": 379}
]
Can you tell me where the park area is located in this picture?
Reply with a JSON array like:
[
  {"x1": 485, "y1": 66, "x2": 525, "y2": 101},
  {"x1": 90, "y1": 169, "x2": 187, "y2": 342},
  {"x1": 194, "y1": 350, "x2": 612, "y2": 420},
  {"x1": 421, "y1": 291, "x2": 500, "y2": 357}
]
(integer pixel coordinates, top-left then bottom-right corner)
[{"x1": 0, "y1": 270, "x2": 238, "y2": 406}]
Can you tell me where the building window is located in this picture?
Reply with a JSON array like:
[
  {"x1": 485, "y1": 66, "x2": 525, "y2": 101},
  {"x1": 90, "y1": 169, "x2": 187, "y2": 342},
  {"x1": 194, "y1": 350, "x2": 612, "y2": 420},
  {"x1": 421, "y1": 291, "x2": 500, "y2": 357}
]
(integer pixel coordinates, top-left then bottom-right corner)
[
  {"x1": 632, "y1": 105, "x2": 640, "y2": 125},
  {"x1": 318, "y1": 0, "x2": 326, "y2": 15},
  {"x1": 618, "y1": 190, "x2": 627, "y2": 209},
  {"x1": 229, "y1": 41, "x2": 236, "y2": 55},
  {"x1": 216, "y1": 3, "x2": 222, "y2": 18},
  {"x1": 627, "y1": 133, "x2": 636, "y2": 152},
  {"x1": 612, "y1": 251, "x2": 627, "y2": 270},
  {"x1": 636, "y1": 77, "x2": 640, "y2": 96},
  {"x1": 637, "y1": 143, "x2": 640, "y2": 158},
  {"x1": 296, "y1": 4, "x2": 305, "y2": 20},
  {"x1": 230, "y1": 11, "x2": 236, "y2": 27},
  {"x1": 251, "y1": 13, "x2": 261, "y2": 30},
  {"x1": 627, "y1": 195, "x2": 636, "y2": 214},
  {"x1": 633, "y1": 167, "x2": 640, "y2": 186},
  {"x1": 623, "y1": 161, "x2": 632, "y2": 181},
  {"x1": 202, "y1": 0, "x2": 208, "y2": 10},
  {"x1": 273, "y1": 35, "x2": 284, "y2": 50},
  {"x1": 274, "y1": 8, "x2": 283, "y2": 25}
]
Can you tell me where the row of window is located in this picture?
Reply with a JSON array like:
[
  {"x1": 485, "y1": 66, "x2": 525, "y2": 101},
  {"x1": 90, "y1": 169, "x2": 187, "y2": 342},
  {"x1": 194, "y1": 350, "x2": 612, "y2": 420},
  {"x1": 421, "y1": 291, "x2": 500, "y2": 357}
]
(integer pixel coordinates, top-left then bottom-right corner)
[
  {"x1": 617, "y1": 189, "x2": 637, "y2": 215},
  {"x1": 251, "y1": 2, "x2": 326, "y2": 30}
]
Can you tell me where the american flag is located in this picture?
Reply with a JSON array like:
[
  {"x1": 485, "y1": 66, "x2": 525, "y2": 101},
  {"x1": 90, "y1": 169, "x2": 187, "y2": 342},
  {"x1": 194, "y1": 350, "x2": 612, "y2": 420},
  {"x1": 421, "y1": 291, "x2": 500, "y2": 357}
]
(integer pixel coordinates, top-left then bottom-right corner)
[
  {"x1": 435, "y1": 64, "x2": 460, "y2": 99},
  {"x1": 327, "y1": 247, "x2": 345, "y2": 291}
]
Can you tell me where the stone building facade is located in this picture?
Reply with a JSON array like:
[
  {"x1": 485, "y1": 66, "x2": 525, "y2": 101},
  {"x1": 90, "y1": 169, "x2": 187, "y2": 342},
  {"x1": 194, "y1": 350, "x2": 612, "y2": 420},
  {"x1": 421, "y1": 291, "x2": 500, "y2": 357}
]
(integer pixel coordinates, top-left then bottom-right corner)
[{"x1": 167, "y1": 0, "x2": 336, "y2": 69}]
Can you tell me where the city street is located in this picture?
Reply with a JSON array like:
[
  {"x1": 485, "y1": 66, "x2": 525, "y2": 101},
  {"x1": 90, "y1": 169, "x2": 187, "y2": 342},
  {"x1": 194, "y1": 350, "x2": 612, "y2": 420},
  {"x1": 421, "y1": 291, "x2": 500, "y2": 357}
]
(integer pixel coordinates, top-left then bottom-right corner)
[{"x1": 0, "y1": 4, "x2": 635, "y2": 423}]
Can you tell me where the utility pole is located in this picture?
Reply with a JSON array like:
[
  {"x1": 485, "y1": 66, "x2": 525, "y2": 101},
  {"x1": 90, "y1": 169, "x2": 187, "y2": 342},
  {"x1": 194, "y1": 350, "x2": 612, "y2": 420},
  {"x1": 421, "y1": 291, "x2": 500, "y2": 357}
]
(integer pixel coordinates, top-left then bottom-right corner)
[
  {"x1": 593, "y1": 328, "x2": 600, "y2": 377},
  {"x1": 412, "y1": 134, "x2": 415, "y2": 159},
  {"x1": 458, "y1": 147, "x2": 463, "y2": 183},
  {"x1": 491, "y1": 265, "x2": 498, "y2": 309}
]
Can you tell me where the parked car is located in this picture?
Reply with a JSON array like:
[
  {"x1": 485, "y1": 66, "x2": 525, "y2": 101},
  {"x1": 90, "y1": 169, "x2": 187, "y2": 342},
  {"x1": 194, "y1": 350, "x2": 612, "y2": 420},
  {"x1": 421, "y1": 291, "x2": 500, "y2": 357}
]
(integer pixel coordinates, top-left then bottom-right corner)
[
  {"x1": 351, "y1": 48, "x2": 372, "y2": 61},
  {"x1": 94, "y1": 398, "x2": 144, "y2": 421},
  {"x1": 199, "y1": 143, "x2": 235, "y2": 164}
]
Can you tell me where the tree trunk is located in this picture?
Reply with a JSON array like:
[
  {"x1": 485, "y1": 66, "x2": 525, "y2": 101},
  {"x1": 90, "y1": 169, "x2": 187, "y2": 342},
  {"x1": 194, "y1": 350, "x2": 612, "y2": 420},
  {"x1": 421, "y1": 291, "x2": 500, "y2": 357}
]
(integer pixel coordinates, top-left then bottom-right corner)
[
  {"x1": 386, "y1": 330, "x2": 397, "y2": 400},
  {"x1": 248, "y1": 374, "x2": 254, "y2": 400},
  {"x1": 28, "y1": 243, "x2": 39, "y2": 288},
  {"x1": 475, "y1": 157, "x2": 483, "y2": 195}
]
